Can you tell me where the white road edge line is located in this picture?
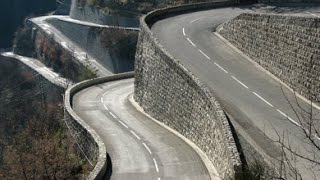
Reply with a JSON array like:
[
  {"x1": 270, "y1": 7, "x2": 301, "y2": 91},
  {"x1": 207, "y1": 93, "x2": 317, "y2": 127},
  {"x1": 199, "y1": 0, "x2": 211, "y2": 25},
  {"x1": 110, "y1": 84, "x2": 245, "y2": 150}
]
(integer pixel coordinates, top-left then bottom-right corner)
[
  {"x1": 214, "y1": 62, "x2": 228, "y2": 73},
  {"x1": 187, "y1": 38, "x2": 196, "y2": 47},
  {"x1": 119, "y1": 121, "x2": 129, "y2": 129},
  {"x1": 142, "y1": 143, "x2": 152, "y2": 154},
  {"x1": 109, "y1": 112, "x2": 117, "y2": 119},
  {"x1": 253, "y1": 92, "x2": 274, "y2": 107},
  {"x1": 153, "y1": 158, "x2": 159, "y2": 172},
  {"x1": 232, "y1": 76, "x2": 249, "y2": 89},
  {"x1": 182, "y1": 27, "x2": 186, "y2": 36},
  {"x1": 276, "y1": 109, "x2": 301, "y2": 127},
  {"x1": 198, "y1": 49, "x2": 210, "y2": 60},
  {"x1": 130, "y1": 130, "x2": 141, "y2": 140}
]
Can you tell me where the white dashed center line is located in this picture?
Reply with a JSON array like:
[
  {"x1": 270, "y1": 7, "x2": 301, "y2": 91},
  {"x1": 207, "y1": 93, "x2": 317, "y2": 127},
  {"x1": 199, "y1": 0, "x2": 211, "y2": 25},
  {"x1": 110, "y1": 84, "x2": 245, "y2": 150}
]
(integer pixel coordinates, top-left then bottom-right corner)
[
  {"x1": 190, "y1": 18, "x2": 200, "y2": 24},
  {"x1": 130, "y1": 130, "x2": 141, "y2": 140},
  {"x1": 187, "y1": 38, "x2": 196, "y2": 47},
  {"x1": 276, "y1": 109, "x2": 301, "y2": 127},
  {"x1": 214, "y1": 62, "x2": 228, "y2": 73},
  {"x1": 232, "y1": 76, "x2": 248, "y2": 89},
  {"x1": 253, "y1": 92, "x2": 274, "y2": 107},
  {"x1": 109, "y1": 112, "x2": 117, "y2": 119},
  {"x1": 119, "y1": 121, "x2": 129, "y2": 129},
  {"x1": 103, "y1": 104, "x2": 109, "y2": 111},
  {"x1": 142, "y1": 143, "x2": 152, "y2": 154},
  {"x1": 198, "y1": 49, "x2": 211, "y2": 60},
  {"x1": 153, "y1": 158, "x2": 159, "y2": 172},
  {"x1": 182, "y1": 27, "x2": 186, "y2": 36}
]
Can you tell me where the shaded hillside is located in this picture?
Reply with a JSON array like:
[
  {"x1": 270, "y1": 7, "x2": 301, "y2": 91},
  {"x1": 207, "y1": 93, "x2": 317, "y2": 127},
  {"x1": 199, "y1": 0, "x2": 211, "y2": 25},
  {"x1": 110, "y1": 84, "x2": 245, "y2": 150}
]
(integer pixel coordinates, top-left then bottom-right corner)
[
  {"x1": 0, "y1": 0, "x2": 56, "y2": 48},
  {"x1": 0, "y1": 55, "x2": 91, "y2": 179}
]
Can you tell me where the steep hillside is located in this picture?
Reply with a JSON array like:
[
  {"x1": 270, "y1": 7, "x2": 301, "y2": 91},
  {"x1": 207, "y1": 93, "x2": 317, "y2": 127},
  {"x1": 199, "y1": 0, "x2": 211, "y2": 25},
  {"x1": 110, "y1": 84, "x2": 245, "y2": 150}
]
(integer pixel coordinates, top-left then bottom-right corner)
[{"x1": 0, "y1": 55, "x2": 91, "y2": 179}]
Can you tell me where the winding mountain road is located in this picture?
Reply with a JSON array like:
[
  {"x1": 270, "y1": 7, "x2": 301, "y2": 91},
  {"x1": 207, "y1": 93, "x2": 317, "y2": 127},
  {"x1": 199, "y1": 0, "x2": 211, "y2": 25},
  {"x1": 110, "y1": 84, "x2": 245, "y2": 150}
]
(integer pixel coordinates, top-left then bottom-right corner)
[
  {"x1": 63, "y1": 3, "x2": 320, "y2": 179},
  {"x1": 151, "y1": 4, "x2": 320, "y2": 179},
  {"x1": 72, "y1": 79, "x2": 214, "y2": 180}
]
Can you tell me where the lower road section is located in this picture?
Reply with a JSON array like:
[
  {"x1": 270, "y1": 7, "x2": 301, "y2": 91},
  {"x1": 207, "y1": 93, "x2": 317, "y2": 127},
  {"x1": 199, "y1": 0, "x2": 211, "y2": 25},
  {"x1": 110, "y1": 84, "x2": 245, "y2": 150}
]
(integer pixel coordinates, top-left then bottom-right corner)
[{"x1": 72, "y1": 78, "x2": 212, "y2": 180}]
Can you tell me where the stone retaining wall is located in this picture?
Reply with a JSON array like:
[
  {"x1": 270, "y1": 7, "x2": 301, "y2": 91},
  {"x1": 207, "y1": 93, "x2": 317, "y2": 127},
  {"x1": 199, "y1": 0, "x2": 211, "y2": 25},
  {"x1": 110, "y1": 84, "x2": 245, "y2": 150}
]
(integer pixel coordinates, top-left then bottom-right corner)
[
  {"x1": 46, "y1": 17, "x2": 138, "y2": 73},
  {"x1": 134, "y1": 1, "x2": 243, "y2": 179},
  {"x1": 219, "y1": 13, "x2": 320, "y2": 103},
  {"x1": 65, "y1": 72, "x2": 134, "y2": 180},
  {"x1": 69, "y1": 0, "x2": 139, "y2": 27}
]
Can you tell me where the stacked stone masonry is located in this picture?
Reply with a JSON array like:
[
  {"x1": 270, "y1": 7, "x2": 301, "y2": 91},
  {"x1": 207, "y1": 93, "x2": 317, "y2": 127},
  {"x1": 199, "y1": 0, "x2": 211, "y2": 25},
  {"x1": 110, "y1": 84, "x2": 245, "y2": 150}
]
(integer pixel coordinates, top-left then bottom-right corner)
[
  {"x1": 219, "y1": 13, "x2": 320, "y2": 103},
  {"x1": 134, "y1": 1, "x2": 242, "y2": 179},
  {"x1": 47, "y1": 18, "x2": 138, "y2": 73}
]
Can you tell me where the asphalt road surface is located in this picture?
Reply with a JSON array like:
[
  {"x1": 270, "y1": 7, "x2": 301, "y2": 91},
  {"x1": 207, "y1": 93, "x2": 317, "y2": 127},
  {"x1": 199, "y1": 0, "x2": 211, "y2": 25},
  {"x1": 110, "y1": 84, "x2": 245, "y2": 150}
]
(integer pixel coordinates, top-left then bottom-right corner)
[
  {"x1": 72, "y1": 79, "x2": 213, "y2": 180},
  {"x1": 151, "y1": 4, "x2": 320, "y2": 179}
]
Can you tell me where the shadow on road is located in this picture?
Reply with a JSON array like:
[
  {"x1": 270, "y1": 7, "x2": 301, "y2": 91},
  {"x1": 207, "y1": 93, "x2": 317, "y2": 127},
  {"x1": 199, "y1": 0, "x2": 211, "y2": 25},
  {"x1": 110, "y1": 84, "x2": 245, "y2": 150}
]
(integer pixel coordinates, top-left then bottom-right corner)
[{"x1": 104, "y1": 154, "x2": 113, "y2": 180}]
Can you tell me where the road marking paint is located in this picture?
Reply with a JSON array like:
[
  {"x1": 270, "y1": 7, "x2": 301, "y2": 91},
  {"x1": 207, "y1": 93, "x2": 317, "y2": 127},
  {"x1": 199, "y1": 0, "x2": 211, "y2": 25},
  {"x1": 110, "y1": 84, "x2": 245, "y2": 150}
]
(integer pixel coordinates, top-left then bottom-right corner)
[
  {"x1": 182, "y1": 27, "x2": 186, "y2": 36},
  {"x1": 253, "y1": 92, "x2": 274, "y2": 107},
  {"x1": 158, "y1": 177, "x2": 161, "y2": 180},
  {"x1": 153, "y1": 158, "x2": 159, "y2": 172},
  {"x1": 130, "y1": 131, "x2": 141, "y2": 140},
  {"x1": 232, "y1": 76, "x2": 249, "y2": 89},
  {"x1": 142, "y1": 143, "x2": 152, "y2": 154},
  {"x1": 214, "y1": 63, "x2": 228, "y2": 73},
  {"x1": 198, "y1": 49, "x2": 210, "y2": 60},
  {"x1": 187, "y1": 38, "x2": 196, "y2": 47},
  {"x1": 100, "y1": 97, "x2": 104, "y2": 103},
  {"x1": 109, "y1": 112, "x2": 117, "y2": 119},
  {"x1": 277, "y1": 109, "x2": 301, "y2": 127},
  {"x1": 103, "y1": 104, "x2": 109, "y2": 111},
  {"x1": 119, "y1": 121, "x2": 129, "y2": 129},
  {"x1": 190, "y1": 18, "x2": 200, "y2": 24}
]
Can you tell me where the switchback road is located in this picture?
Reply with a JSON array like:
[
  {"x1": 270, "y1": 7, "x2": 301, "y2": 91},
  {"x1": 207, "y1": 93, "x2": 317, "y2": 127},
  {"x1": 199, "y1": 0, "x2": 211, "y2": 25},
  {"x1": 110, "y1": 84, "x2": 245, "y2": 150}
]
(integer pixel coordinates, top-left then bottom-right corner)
[
  {"x1": 72, "y1": 79, "x2": 215, "y2": 180},
  {"x1": 151, "y1": 4, "x2": 320, "y2": 179}
]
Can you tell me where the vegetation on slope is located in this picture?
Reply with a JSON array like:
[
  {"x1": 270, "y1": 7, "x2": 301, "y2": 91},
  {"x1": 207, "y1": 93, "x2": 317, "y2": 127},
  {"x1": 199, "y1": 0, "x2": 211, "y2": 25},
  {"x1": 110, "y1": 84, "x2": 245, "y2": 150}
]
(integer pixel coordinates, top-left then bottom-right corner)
[
  {"x1": 13, "y1": 25, "x2": 97, "y2": 82},
  {"x1": 0, "y1": 56, "x2": 92, "y2": 179}
]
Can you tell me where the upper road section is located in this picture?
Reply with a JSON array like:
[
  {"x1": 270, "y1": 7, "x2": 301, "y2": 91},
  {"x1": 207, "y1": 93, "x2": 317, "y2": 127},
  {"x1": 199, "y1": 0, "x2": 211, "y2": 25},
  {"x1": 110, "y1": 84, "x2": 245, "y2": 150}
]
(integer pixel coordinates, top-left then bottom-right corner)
[
  {"x1": 151, "y1": 4, "x2": 320, "y2": 179},
  {"x1": 29, "y1": 16, "x2": 112, "y2": 76}
]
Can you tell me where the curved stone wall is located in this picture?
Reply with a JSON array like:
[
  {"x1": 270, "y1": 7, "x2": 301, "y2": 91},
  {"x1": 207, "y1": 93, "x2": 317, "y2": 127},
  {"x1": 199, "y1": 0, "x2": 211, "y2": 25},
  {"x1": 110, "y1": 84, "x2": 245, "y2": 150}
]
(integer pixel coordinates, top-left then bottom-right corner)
[
  {"x1": 134, "y1": 1, "x2": 243, "y2": 179},
  {"x1": 219, "y1": 13, "x2": 320, "y2": 103},
  {"x1": 65, "y1": 72, "x2": 134, "y2": 180}
]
